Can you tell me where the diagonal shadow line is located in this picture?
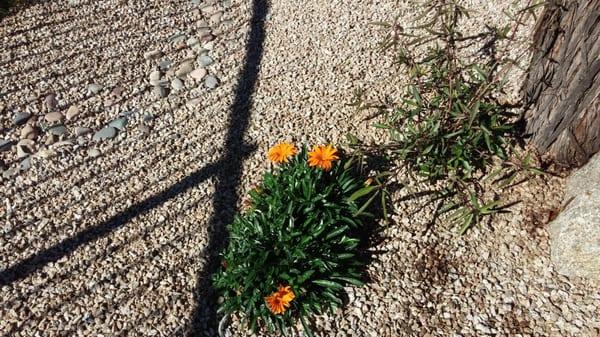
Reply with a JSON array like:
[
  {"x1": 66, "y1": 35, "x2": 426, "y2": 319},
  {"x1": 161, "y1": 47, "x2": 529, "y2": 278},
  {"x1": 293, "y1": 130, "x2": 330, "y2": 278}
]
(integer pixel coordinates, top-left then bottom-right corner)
[
  {"x1": 0, "y1": 161, "x2": 218, "y2": 286},
  {"x1": 186, "y1": 0, "x2": 269, "y2": 335},
  {"x1": 0, "y1": 3, "x2": 268, "y2": 336}
]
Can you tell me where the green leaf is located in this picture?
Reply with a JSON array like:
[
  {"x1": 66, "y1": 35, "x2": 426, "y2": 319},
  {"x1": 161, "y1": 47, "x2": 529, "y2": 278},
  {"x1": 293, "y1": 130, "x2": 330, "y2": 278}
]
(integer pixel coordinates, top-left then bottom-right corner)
[
  {"x1": 313, "y1": 279, "x2": 344, "y2": 290},
  {"x1": 348, "y1": 186, "x2": 378, "y2": 201},
  {"x1": 353, "y1": 192, "x2": 378, "y2": 217},
  {"x1": 331, "y1": 276, "x2": 364, "y2": 287}
]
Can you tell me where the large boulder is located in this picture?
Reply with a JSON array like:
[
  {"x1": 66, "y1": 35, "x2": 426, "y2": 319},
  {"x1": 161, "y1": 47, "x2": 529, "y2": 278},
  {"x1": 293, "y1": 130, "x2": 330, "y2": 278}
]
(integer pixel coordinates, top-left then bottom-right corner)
[{"x1": 548, "y1": 153, "x2": 600, "y2": 284}]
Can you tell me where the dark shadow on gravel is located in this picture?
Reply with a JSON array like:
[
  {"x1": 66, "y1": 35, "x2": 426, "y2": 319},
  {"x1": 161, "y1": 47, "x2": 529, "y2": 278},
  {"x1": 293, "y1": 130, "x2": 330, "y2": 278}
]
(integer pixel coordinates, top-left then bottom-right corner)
[
  {"x1": 0, "y1": 0, "x2": 268, "y2": 336},
  {"x1": 185, "y1": 0, "x2": 268, "y2": 336}
]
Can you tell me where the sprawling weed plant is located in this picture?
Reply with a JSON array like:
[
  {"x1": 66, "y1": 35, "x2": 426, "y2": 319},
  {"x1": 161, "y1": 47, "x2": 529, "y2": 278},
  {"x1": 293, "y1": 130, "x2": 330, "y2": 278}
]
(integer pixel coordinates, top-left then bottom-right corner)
[
  {"x1": 213, "y1": 143, "x2": 382, "y2": 336},
  {"x1": 351, "y1": 0, "x2": 544, "y2": 233}
]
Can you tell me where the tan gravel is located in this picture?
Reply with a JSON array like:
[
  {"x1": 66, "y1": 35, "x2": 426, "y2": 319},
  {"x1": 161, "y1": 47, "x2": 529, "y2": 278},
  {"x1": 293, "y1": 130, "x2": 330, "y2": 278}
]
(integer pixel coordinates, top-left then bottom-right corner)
[{"x1": 1, "y1": 0, "x2": 599, "y2": 337}]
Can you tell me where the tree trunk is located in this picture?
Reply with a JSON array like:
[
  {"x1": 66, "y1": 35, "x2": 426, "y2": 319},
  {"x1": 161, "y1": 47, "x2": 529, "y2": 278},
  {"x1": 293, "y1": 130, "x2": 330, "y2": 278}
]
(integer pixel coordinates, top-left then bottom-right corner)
[{"x1": 522, "y1": 0, "x2": 600, "y2": 167}]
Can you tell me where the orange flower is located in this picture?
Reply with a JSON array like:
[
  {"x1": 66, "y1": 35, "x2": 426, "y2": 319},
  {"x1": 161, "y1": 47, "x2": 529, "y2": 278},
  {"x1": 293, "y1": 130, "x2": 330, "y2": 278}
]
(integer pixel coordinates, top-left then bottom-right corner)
[
  {"x1": 307, "y1": 144, "x2": 339, "y2": 171},
  {"x1": 265, "y1": 285, "x2": 295, "y2": 315},
  {"x1": 267, "y1": 142, "x2": 297, "y2": 163}
]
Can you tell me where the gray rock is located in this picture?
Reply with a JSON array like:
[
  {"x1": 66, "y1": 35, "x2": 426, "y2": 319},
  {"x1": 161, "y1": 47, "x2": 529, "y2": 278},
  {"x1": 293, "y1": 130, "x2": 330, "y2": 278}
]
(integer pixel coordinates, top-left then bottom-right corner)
[
  {"x1": 198, "y1": 27, "x2": 212, "y2": 38},
  {"x1": 48, "y1": 125, "x2": 68, "y2": 136},
  {"x1": 198, "y1": 54, "x2": 214, "y2": 67},
  {"x1": 171, "y1": 78, "x2": 184, "y2": 91},
  {"x1": 3, "y1": 168, "x2": 16, "y2": 179},
  {"x1": 87, "y1": 148, "x2": 101, "y2": 158},
  {"x1": 109, "y1": 117, "x2": 128, "y2": 130},
  {"x1": 143, "y1": 49, "x2": 163, "y2": 60},
  {"x1": 186, "y1": 37, "x2": 199, "y2": 47},
  {"x1": 158, "y1": 59, "x2": 173, "y2": 71},
  {"x1": 143, "y1": 114, "x2": 154, "y2": 122},
  {"x1": 88, "y1": 83, "x2": 103, "y2": 94},
  {"x1": 13, "y1": 112, "x2": 31, "y2": 126},
  {"x1": 93, "y1": 126, "x2": 118, "y2": 141},
  {"x1": 66, "y1": 105, "x2": 80, "y2": 120},
  {"x1": 175, "y1": 61, "x2": 194, "y2": 78},
  {"x1": 170, "y1": 33, "x2": 186, "y2": 43},
  {"x1": 222, "y1": 0, "x2": 232, "y2": 8},
  {"x1": 74, "y1": 127, "x2": 92, "y2": 136},
  {"x1": 44, "y1": 94, "x2": 58, "y2": 111},
  {"x1": 111, "y1": 85, "x2": 125, "y2": 97},
  {"x1": 0, "y1": 139, "x2": 13, "y2": 151},
  {"x1": 45, "y1": 111, "x2": 65, "y2": 123},
  {"x1": 149, "y1": 70, "x2": 161, "y2": 82},
  {"x1": 154, "y1": 85, "x2": 169, "y2": 99},
  {"x1": 549, "y1": 153, "x2": 600, "y2": 284},
  {"x1": 205, "y1": 75, "x2": 219, "y2": 89},
  {"x1": 190, "y1": 68, "x2": 207, "y2": 80},
  {"x1": 191, "y1": 0, "x2": 201, "y2": 5},
  {"x1": 210, "y1": 11, "x2": 223, "y2": 25},
  {"x1": 19, "y1": 156, "x2": 31, "y2": 171}
]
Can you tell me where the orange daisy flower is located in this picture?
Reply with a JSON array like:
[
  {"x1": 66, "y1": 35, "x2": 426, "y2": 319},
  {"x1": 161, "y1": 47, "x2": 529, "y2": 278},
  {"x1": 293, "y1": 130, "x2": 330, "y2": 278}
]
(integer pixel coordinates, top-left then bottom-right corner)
[
  {"x1": 267, "y1": 142, "x2": 297, "y2": 163},
  {"x1": 265, "y1": 285, "x2": 295, "y2": 315},
  {"x1": 307, "y1": 144, "x2": 339, "y2": 171}
]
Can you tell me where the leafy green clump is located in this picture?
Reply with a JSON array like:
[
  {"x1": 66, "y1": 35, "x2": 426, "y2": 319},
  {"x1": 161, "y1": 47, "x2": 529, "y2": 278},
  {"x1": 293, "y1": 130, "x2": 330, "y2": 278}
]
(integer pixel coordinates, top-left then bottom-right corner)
[
  {"x1": 351, "y1": 0, "x2": 543, "y2": 233},
  {"x1": 213, "y1": 146, "x2": 377, "y2": 335}
]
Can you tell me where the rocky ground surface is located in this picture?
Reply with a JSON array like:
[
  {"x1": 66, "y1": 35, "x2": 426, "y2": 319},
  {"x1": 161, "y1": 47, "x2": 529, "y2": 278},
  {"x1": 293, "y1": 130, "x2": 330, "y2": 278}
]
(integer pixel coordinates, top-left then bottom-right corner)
[{"x1": 1, "y1": 0, "x2": 599, "y2": 337}]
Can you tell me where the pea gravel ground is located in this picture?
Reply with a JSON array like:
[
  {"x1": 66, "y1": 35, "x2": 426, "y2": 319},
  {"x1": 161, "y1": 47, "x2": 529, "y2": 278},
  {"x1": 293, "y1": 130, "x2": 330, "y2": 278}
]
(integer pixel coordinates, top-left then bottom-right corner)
[{"x1": 1, "y1": 0, "x2": 599, "y2": 337}]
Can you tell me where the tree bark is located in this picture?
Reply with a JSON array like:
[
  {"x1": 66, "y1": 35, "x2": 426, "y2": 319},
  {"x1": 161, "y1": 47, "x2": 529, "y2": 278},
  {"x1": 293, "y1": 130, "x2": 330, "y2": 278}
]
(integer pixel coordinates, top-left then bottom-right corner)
[{"x1": 522, "y1": 0, "x2": 600, "y2": 167}]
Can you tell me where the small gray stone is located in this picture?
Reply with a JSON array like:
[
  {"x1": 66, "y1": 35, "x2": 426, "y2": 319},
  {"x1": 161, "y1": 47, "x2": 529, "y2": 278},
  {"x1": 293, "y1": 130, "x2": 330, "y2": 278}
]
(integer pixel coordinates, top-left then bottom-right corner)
[
  {"x1": 13, "y1": 112, "x2": 31, "y2": 126},
  {"x1": 88, "y1": 83, "x2": 103, "y2": 94},
  {"x1": 549, "y1": 152, "x2": 600, "y2": 285},
  {"x1": 190, "y1": 68, "x2": 208, "y2": 80},
  {"x1": 87, "y1": 148, "x2": 101, "y2": 158},
  {"x1": 222, "y1": 0, "x2": 232, "y2": 8},
  {"x1": 171, "y1": 78, "x2": 184, "y2": 91},
  {"x1": 44, "y1": 94, "x2": 58, "y2": 111},
  {"x1": 66, "y1": 105, "x2": 80, "y2": 120},
  {"x1": 191, "y1": 0, "x2": 201, "y2": 5},
  {"x1": 205, "y1": 75, "x2": 219, "y2": 89},
  {"x1": 143, "y1": 114, "x2": 154, "y2": 122},
  {"x1": 3, "y1": 168, "x2": 16, "y2": 179},
  {"x1": 176, "y1": 62, "x2": 194, "y2": 78},
  {"x1": 93, "y1": 126, "x2": 118, "y2": 141},
  {"x1": 19, "y1": 156, "x2": 31, "y2": 171},
  {"x1": 210, "y1": 11, "x2": 223, "y2": 25},
  {"x1": 198, "y1": 54, "x2": 214, "y2": 67},
  {"x1": 48, "y1": 125, "x2": 68, "y2": 136},
  {"x1": 45, "y1": 111, "x2": 65, "y2": 123},
  {"x1": 74, "y1": 127, "x2": 92, "y2": 136},
  {"x1": 0, "y1": 139, "x2": 13, "y2": 151},
  {"x1": 149, "y1": 70, "x2": 161, "y2": 82},
  {"x1": 170, "y1": 33, "x2": 186, "y2": 43},
  {"x1": 198, "y1": 27, "x2": 212, "y2": 37},
  {"x1": 158, "y1": 59, "x2": 173, "y2": 71},
  {"x1": 186, "y1": 37, "x2": 199, "y2": 47},
  {"x1": 111, "y1": 85, "x2": 125, "y2": 97},
  {"x1": 109, "y1": 117, "x2": 128, "y2": 130},
  {"x1": 143, "y1": 49, "x2": 163, "y2": 60}
]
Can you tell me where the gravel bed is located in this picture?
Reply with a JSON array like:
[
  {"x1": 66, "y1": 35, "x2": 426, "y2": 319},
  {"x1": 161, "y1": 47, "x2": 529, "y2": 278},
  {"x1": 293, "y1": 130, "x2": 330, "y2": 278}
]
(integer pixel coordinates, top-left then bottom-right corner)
[{"x1": 1, "y1": 0, "x2": 599, "y2": 336}]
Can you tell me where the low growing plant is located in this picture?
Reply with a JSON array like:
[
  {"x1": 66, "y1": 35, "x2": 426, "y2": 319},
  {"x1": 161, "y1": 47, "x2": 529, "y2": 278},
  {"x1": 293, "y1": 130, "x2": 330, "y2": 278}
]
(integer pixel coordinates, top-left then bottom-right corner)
[
  {"x1": 213, "y1": 142, "x2": 381, "y2": 336},
  {"x1": 351, "y1": 0, "x2": 544, "y2": 233}
]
